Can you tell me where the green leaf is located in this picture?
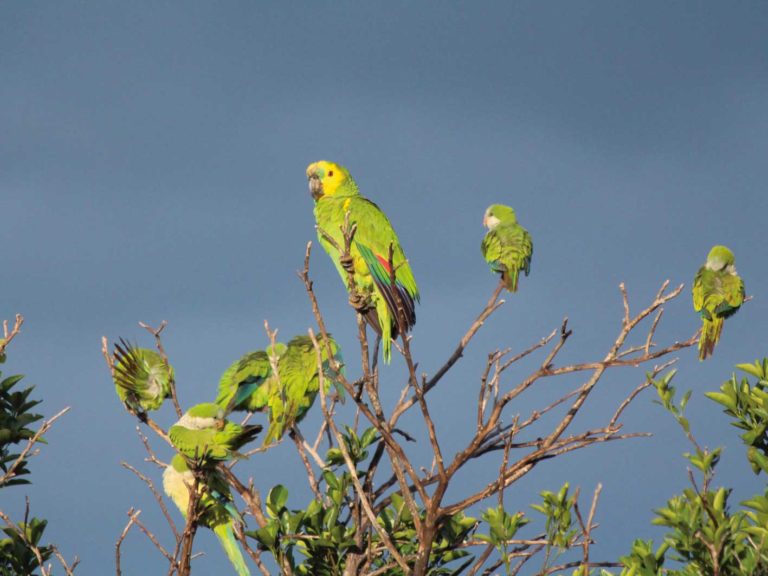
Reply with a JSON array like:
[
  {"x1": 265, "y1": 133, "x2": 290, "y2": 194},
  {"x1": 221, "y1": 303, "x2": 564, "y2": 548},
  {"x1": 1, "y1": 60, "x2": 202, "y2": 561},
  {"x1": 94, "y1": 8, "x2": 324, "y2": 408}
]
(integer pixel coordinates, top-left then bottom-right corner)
[
  {"x1": 737, "y1": 362, "x2": 765, "y2": 379},
  {"x1": 267, "y1": 485, "x2": 289, "y2": 518},
  {"x1": 322, "y1": 470, "x2": 340, "y2": 490}
]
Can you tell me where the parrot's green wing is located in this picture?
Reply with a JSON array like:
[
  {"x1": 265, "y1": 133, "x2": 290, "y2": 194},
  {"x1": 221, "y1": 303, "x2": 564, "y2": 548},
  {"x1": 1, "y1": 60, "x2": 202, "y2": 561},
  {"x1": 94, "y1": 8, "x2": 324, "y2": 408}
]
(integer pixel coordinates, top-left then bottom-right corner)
[
  {"x1": 169, "y1": 425, "x2": 225, "y2": 459},
  {"x1": 353, "y1": 196, "x2": 420, "y2": 328},
  {"x1": 692, "y1": 264, "x2": 745, "y2": 360},
  {"x1": 112, "y1": 340, "x2": 172, "y2": 412},
  {"x1": 692, "y1": 266, "x2": 708, "y2": 316},
  {"x1": 719, "y1": 273, "x2": 745, "y2": 315},
  {"x1": 264, "y1": 343, "x2": 309, "y2": 445},
  {"x1": 310, "y1": 161, "x2": 419, "y2": 363},
  {"x1": 481, "y1": 223, "x2": 533, "y2": 292},
  {"x1": 264, "y1": 335, "x2": 344, "y2": 444},
  {"x1": 316, "y1": 195, "x2": 418, "y2": 362},
  {"x1": 215, "y1": 348, "x2": 284, "y2": 413},
  {"x1": 169, "y1": 405, "x2": 262, "y2": 461}
]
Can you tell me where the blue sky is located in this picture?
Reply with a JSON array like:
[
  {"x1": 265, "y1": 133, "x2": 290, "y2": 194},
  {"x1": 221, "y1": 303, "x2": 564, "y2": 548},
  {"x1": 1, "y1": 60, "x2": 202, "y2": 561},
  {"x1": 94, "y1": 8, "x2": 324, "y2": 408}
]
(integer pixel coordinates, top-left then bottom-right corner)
[{"x1": 2, "y1": 2, "x2": 767, "y2": 573}]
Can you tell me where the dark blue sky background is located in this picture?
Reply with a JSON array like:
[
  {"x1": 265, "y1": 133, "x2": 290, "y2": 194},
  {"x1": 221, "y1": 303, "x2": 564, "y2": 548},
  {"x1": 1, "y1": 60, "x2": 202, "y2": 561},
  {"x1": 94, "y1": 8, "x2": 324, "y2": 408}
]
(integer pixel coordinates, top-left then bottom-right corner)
[{"x1": 2, "y1": 2, "x2": 767, "y2": 573}]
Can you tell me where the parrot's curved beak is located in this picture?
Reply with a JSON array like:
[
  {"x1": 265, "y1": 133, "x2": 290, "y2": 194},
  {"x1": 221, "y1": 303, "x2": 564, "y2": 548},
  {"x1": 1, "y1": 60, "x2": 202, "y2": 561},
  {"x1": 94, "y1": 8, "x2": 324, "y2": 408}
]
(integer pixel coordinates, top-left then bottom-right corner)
[
  {"x1": 308, "y1": 173, "x2": 323, "y2": 200},
  {"x1": 482, "y1": 214, "x2": 488, "y2": 228}
]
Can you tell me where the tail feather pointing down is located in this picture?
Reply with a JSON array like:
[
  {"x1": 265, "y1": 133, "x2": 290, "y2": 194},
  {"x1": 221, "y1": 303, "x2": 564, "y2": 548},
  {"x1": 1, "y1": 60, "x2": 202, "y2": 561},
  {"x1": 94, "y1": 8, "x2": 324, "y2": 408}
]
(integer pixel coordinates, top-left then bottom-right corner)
[{"x1": 214, "y1": 522, "x2": 250, "y2": 576}]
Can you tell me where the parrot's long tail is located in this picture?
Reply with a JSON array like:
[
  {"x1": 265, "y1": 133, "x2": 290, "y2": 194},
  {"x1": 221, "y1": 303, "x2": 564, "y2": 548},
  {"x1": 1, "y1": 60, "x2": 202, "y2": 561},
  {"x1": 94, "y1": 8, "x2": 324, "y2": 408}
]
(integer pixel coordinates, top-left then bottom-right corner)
[
  {"x1": 699, "y1": 317, "x2": 724, "y2": 360},
  {"x1": 501, "y1": 269, "x2": 519, "y2": 293},
  {"x1": 214, "y1": 522, "x2": 251, "y2": 576}
]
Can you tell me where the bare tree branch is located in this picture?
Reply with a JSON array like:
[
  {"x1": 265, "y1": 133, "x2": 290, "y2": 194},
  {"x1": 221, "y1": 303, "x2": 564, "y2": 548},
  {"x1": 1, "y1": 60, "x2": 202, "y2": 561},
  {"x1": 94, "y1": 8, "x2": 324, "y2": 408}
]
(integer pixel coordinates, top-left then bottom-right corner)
[{"x1": 0, "y1": 407, "x2": 70, "y2": 487}]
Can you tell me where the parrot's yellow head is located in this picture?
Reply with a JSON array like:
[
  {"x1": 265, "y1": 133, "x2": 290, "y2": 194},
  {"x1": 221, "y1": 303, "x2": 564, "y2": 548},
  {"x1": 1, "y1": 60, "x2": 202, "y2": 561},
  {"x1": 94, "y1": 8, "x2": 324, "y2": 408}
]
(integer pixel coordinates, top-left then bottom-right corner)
[{"x1": 306, "y1": 160, "x2": 355, "y2": 200}]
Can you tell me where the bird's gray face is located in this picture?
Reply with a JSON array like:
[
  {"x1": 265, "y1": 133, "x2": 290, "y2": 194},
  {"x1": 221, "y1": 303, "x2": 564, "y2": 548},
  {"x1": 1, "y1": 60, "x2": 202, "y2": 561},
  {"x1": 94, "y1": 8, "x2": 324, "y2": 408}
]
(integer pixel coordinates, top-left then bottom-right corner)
[{"x1": 308, "y1": 171, "x2": 323, "y2": 200}]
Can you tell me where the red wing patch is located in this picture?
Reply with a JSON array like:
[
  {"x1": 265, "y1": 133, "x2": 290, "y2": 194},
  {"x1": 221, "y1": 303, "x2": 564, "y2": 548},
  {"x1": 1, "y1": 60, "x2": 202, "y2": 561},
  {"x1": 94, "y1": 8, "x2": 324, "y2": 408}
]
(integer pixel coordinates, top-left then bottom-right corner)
[{"x1": 375, "y1": 254, "x2": 392, "y2": 273}]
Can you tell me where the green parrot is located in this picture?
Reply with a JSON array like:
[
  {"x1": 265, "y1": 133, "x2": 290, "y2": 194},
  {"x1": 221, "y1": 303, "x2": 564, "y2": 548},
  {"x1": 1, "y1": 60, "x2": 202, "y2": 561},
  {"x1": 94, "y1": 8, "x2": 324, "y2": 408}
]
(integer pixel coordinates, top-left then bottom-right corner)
[
  {"x1": 169, "y1": 403, "x2": 262, "y2": 461},
  {"x1": 692, "y1": 245, "x2": 745, "y2": 360},
  {"x1": 214, "y1": 344, "x2": 287, "y2": 413},
  {"x1": 112, "y1": 339, "x2": 172, "y2": 412},
  {"x1": 264, "y1": 334, "x2": 343, "y2": 444},
  {"x1": 481, "y1": 204, "x2": 533, "y2": 292},
  {"x1": 163, "y1": 454, "x2": 250, "y2": 576},
  {"x1": 307, "y1": 160, "x2": 419, "y2": 363}
]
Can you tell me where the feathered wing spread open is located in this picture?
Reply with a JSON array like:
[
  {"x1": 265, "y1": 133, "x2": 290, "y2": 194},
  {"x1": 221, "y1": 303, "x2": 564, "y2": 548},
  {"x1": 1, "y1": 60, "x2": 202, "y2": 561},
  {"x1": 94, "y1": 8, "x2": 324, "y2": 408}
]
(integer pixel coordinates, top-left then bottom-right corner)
[{"x1": 112, "y1": 339, "x2": 172, "y2": 412}]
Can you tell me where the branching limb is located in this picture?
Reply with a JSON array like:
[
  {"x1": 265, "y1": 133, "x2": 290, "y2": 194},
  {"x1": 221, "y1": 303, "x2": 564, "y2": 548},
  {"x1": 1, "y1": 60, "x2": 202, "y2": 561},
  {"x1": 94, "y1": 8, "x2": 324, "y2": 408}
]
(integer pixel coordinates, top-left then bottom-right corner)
[
  {"x1": 300, "y1": 244, "x2": 428, "y2": 513},
  {"x1": 389, "y1": 281, "x2": 506, "y2": 429},
  {"x1": 290, "y1": 427, "x2": 325, "y2": 503},
  {"x1": 219, "y1": 467, "x2": 268, "y2": 528},
  {"x1": 0, "y1": 504, "x2": 79, "y2": 576},
  {"x1": 115, "y1": 508, "x2": 141, "y2": 576},
  {"x1": 572, "y1": 484, "x2": 602, "y2": 571},
  {"x1": 101, "y1": 336, "x2": 173, "y2": 445},
  {"x1": 134, "y1": 514, "x2": 175, "y2": 565},
  {"x1": 138, "y1": 320, "x2": 182, "y2": 418},
  {"x1": 609, "y1": 359, "x2": 678, "y2": 427},
  {"x1": 310, "y1": 330, "x2": 413, "y2": 575},
  {"x1": 237, "y1": 526, "x2": 272, "y2": 576},
  {"x1": 121, "y1": 462, "x2": 179, "y2": 541},
  {"x1": 0, "y1": 406, "x2": 70, "y2": 487},
  {"x1": 0, "y1": 313, "x2": 24, "y2": 355},
  {"x1": 175, "y1": 471, "x2": 202, "y2": 576}
]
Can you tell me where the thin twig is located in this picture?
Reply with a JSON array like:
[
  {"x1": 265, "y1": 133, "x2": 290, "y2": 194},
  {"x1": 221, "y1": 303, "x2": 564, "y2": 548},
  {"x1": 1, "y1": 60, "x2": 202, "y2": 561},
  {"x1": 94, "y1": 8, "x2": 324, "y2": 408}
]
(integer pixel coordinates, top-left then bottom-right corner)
[
  {"x1": 0, "y1": 407, "x2": 70, "y2": 486},
  {"x1": 121, "y1": 462, "x2": 179, "y2": 541},
  {"x1": 0, "y1": 314, "x2": 24, "y2": 355},
  {"x1": 115, "y1": 508, "x2": 141, "y2": 576},
  {"x1": 310, "y1": 329, "x2": 412, "y2": 575},
  {"x1": 138, "y1": 320, "x2": 182, "y2": 418}
]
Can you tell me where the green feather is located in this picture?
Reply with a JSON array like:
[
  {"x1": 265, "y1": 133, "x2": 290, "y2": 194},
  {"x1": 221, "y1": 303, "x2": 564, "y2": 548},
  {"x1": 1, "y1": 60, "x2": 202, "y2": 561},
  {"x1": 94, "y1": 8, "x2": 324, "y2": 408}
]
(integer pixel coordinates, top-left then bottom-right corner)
[
  {"x1": 215, "y1": 346, "x2": 286, "y2": 413},
  {"x1": 692, "y1": 245, "x2": 745, "y2": 360},
  {"x1": 311, "y1": 162, "x2": 419, "y2": 363},
  {"x1": 481, "y1": 204, "x2": 533, "y2": 293},
  {"x1": 163, "y1": 455, "x2": 251, "y2": 576},
  {"x1": 112, "y1": 340, "x2": 173, "y2": 412},
  {"x1": 169, "y1": 403, "x2": 261, "y2": 461},
  {"x1": 264, "y1": 334, "x2": 343, "y2": 444}
]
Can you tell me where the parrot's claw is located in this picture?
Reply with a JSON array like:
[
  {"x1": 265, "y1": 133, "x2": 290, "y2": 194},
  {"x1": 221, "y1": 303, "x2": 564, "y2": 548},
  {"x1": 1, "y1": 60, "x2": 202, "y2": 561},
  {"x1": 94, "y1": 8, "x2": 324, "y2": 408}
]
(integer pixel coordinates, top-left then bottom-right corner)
[
  {"x1": 348, "y1": 292, "x2": 370, "y2": 312},
  {"x1": 340, "y1": 254, "x2": 355, "y2": 274}
]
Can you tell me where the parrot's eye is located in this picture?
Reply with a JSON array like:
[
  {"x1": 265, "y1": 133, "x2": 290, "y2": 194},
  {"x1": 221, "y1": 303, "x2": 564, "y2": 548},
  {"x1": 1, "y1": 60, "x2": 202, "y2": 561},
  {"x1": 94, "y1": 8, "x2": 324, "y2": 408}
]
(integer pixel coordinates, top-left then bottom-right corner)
[{"x1": 328, "y1": 170, "x2": 334, "y2": 177}]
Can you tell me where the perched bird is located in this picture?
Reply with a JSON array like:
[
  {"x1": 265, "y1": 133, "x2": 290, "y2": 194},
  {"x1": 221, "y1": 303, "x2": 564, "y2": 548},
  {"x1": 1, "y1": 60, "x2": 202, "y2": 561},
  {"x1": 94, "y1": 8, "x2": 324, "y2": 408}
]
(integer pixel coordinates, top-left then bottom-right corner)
[
  {"x1": 214, "y1": 344, "x2": 287, "y2": 413},
  {"x1": 264, "y1": 334, "x2": 343, "y2": 444},
  {"x1": 692, "y1": 245, "x2": 745, "y2": 360},
  {"x1": 112, "y1": 339, "x2": 172, "y2": 413},
  {"x1": 307, "y1": 160, "x2": 419, "y2": 362},
  {"x1": 169, "y1": 403, "x2": 262, "y2": 461},
  {"x1": 163, "y1": 454, "x2": 250, "y2": 576},
  {"x1": 481, "y1": 204, "x2": 533, "y2": 292}
]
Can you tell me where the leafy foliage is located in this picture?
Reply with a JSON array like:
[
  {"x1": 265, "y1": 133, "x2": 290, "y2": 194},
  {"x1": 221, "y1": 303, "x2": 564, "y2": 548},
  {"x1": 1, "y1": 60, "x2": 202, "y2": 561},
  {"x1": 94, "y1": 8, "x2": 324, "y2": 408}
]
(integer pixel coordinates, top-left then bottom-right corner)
[
  {"x1": 605, "y1": 363, "x2": 768, "y2": 576},
  {"x1": 248, "y1": 426, "x2": 479, "y2": 575},
  {"x1": 0, "y1": 331, "x2": 74, "y2": 575},
  {"x1": 706, "y1": 359, "x2": 768, "y2": 475},
  {"x1": 106, "y1": 237, "x2": 751, "y2": 575},
  {"x1": 0, "y1": 517, "x2": 52, "y2": 576},
  {"x1": 0, "y1": 367, "x2": 43, "y2": 488}
]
